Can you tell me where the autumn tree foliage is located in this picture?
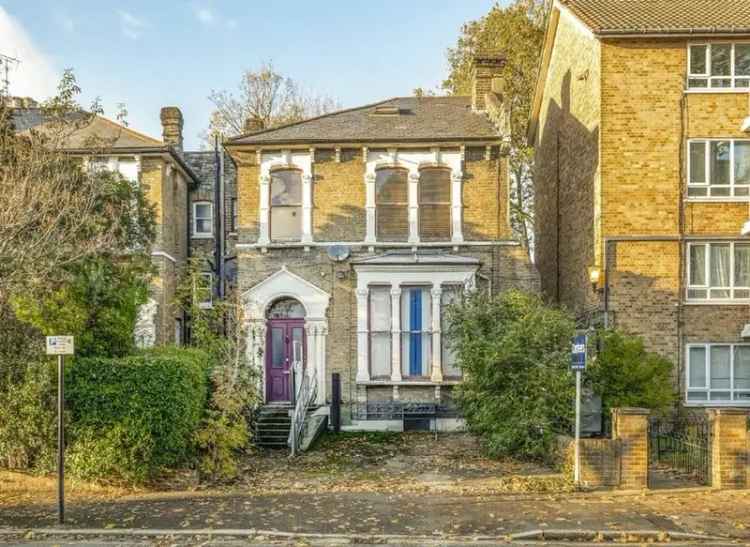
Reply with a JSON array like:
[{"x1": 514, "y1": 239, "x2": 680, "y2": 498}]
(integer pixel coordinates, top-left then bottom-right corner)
[
  {"x1": 204, "y1": 61, "x2": 340, "y2": 143},
  {"x1": 444, "y1": 0, "x2": 548, "y2": 252}
]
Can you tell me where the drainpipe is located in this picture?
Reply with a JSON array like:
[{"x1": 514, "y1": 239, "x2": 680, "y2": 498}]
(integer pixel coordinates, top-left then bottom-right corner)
[{"x1": 214, "y1": 135, "x2": 224, "y2": 299}]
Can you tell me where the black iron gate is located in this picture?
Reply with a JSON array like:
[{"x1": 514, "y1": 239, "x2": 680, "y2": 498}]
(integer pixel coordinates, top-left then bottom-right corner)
[{"x1": 648, "y1": 414, "x2": 710, "y2": 488}]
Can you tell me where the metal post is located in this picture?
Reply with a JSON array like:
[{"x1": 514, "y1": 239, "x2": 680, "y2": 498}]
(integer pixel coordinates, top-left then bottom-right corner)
[
  {"x1": 573, "y1": 370, "x2": 581, "y2": 484},
  {"x1": 57, "y1": 354, "x2": 65, "y2": 525}
]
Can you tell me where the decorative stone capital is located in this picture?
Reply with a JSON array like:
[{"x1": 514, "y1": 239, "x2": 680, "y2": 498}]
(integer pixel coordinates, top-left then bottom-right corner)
[
  {"x1": 451, "y1": 171, "x2": 464, "y2": 183},
  {"x1": 390, "y1": 288, "x2": 402, "y2": 297},
  {"x1": 431, "y1": 287, "x2": 443, "y2": 298},
  {"x1": 259, "y1": 174, "x2": 271, "y2": 185},
  {"x1": 408, "y1": 171, "x2": 420, "y2": 183},
  {"x1": 365, "y1": 172, "x2": 376, "y2": 184}
]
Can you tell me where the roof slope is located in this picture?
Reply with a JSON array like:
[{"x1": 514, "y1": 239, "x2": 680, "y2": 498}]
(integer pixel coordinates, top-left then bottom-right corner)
[
  {"x1": 560, "y1": 0, "x2": 750, "y2": 36},
  {"x1": 11, "y1": 108, "x2": 162, "y2": 148},
  {"x1": 229, "y1": 97, "x2": 499, "y2": 145}
]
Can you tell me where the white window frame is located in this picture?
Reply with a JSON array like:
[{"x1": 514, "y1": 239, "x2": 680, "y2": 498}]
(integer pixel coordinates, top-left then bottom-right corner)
[
  {"x1": 686, "y1": 241, "x2": 750, "y2": 302},
  {"x1": 195, "y1": 272, "x2": 213, "y2": 309},
  {"x1": 687, "y1": 139, "x2": 750, "y2": 199},
  {"x1": 687, "y1": 42, "x2": 750, "y2": 91},
  {"x1": 192, "y1": 201, "x2": 214, "y2": 238},
  {"x1": 685, "y1": 343, "x2": 750, "y2": 405}
]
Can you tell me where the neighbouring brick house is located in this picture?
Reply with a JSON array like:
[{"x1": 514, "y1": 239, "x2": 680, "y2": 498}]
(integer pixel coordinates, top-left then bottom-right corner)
[
  {"x1": 225, "y1": 55, "x2": 538, "y2": 428},
  {"x1": 530, "y1": 0, "x2": 750, "y2": 408}
]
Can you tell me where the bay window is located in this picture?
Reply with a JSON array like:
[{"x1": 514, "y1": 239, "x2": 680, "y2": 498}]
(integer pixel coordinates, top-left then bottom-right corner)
[
  {"x1": 441, "y1": 285, "x2": 462, "y2": 378},
  {"x1": 401, "y1": 286, "x2": 432, "y2": 378},
  {"x1": 270, "y1": 169, "x2": 302, "y2": 241},
  {"x1": 688, "y1": 242, "x2": 750, "y2": 301},
  {"x1": 686, "y1": 344, "x2": 750, "y2": 403},
  {"x1": 419, "y1": 168, "x2": 451, "y2": 241},
  {"x1": 688, "y1": 139, "x2": 750, "y2": 198},
  {"x1": 688, "y1": 43, "x2": 750, "y2": 90},
  {"x1": 368, "y1": 287, "x2": 392, "y2": 379},
  {"x1": 375, "y1": 168, "x2": 409, "y2": 241}
]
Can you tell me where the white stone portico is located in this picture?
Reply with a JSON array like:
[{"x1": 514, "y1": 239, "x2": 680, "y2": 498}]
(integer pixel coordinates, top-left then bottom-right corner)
[{"x1": 241, "y1": 266, "x2": 330, "y2": 404}]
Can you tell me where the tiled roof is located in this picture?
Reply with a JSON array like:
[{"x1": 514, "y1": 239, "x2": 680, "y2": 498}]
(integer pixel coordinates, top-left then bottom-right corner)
[
  {"x1": 228, "y1": 97, "x2": 499, "y2": 145},
  {"x1": 560, "y1": 0, "x2": 750, "y2": 35}
]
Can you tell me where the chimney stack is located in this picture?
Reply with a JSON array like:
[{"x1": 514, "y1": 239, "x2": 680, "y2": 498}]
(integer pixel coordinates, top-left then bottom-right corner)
[
  {"x1": 243, "y1": 116, "x2": 264, "y2": 134},
  {"x1": 160, "y1": 106, "x2": 183, "y2": 152},
  {"x1": 471, "y1": 52, "x2": 506, "y2": 112}
]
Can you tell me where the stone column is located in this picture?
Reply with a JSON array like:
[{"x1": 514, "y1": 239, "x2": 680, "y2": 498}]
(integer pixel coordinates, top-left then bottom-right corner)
[
  {"x1": 408, "y1": 171, "x2": 420, "y2": 244},
  {"x1": 258, "y1": 174, "x2": 270, "y2": 245},
  {"x1": 355, "y1": 289, "x2": 370, "y2": 382},
  {"x1": 709, "y1": 409, "x2": 749, "y2": 489},
  {"x1": 451, "y1": 171, "x2": 464, "y2": 244},
  {"x1": 390, "y1": 286, "x2": 402, "y2": 382},
  {"x1": 430, "y1": 287, "x2": 443, "y2": 382},
  {"x1": 612, "y1": 407, "x2": 649, "y2": 490},
  {"x1": 364, "y1": 173, "x2": 376, "y2": 244},
  {"x1": 301, "y1": 173, "x2": 313, "y2": 244}
]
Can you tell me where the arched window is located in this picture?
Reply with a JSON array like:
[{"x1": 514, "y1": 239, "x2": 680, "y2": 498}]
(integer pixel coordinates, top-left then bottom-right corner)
[
  {"x1": 419, "y1": 168, "x2": 451, "y2": 241},
  {"x1": 270, "y1": 169, "x2": 302, "y2": 241},
  {"x1": 375, "y1": 168, "x2": 408, "y2": 241},
  {"x1": 266, "y1": 297, "x2": 306, "y2": 319}
]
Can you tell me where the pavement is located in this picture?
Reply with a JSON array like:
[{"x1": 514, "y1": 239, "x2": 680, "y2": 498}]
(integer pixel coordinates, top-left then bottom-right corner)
[{"x1": 2, "y1": 488, "x2": 750, "y2": 545}]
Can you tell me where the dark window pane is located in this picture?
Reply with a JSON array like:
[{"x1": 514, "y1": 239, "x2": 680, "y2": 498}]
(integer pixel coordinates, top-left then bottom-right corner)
[
  {"x1": 710, "y1": 78, "x2": 731, "y2": 88},
  {"x1": 270, "y1": 170, "x2": 302, "y2": 205},
  {"x1": 690, "y1": 45, "x2": 707, "y2": 74},
  {"x1": 736, "y1": 44, "x2": 750, "y2": 76},
  {"x1": 688, "y1": 78, "x2": 708, "y2": 88},
  {"x1": 420, "y1": 205, "x2": 451, "y2": 240},
  {"x1": 375, "y1": 168, "x2": 408, "y2": 204},
  {"x1": 736, "y1": 142, "x2": 750, "y2": 185},
  {"x1": 376, "y1": 205, "x2": 409, "y2": 241},
  {"x1": 271, "y1": 328, "x2": 285, "y2": 369},
  {"x1": 419, "y1": 169, "x2": 451, "y2": 202},
  {"x1": 267, "y1": 297, "x2": 306, "y2": 319},
  {"x1": 711, "y1": 44, "x2": 732, "y2": 76}
]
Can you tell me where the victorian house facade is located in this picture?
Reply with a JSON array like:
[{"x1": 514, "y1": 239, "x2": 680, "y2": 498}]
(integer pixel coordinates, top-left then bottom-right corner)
[
  {"x1": 530, "y1": 0, "x2": 750, "y2": 408},
  {"x1": 226, "y1": 56, "x2": 537, "y2": 428}
]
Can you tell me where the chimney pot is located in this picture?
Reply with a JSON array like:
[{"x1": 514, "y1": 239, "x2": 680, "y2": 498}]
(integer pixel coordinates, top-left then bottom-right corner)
[{"x1": 160, "y1": 106, "x2": 184, "y2": 151}]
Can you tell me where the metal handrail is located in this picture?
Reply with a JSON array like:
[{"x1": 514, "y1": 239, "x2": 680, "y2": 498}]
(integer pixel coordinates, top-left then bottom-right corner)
[{"x1": 288, "y1": 360, "x2": 317, "y2": 457}]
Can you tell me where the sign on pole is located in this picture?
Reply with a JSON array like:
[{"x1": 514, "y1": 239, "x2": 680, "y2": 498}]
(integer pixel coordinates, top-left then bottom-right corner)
[
  {"x1": 47, "y1": 336, "x2": 74, "y2": 525},
  {"x1": 571, "y1": 333, "x2": 587, "y2": 485},
  {"x1": 46, "y1": 336, "x2": 74, "y2": 356}
]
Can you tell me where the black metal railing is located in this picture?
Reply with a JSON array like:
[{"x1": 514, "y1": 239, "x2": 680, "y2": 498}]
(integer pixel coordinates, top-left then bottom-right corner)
[{"x1": 648, "y1": 414, "x2": 710, "y2": 485}]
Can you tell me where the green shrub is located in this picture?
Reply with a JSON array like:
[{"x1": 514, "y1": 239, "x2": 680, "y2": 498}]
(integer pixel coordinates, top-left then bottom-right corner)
[
  {"x1": 0, "y1": 360, "x2": 58, "y2": 471},
  {"x1": 66, "y1": 348, "x2": 210, "y2": 482},
  {"x1": 587, "y1": 329, "x2": 677, "y2": 416},
  {"x1": 446, "y1": 290, "x2": 576, "y2": 461}
]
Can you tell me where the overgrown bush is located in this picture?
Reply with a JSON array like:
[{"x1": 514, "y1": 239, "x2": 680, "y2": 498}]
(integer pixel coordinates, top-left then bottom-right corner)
[
  {"x1": 587, "y1": 329, "x2": 677, "y2": 416},
  {"x1": 446, "y1": 290, "x2": 576, "y2": 461},
  {"x1": 0, "y1": 360, "x2": 58, "y2": 471},
  {"x1": 65, "y1": 348, "x2": 210, "y2": 483}
]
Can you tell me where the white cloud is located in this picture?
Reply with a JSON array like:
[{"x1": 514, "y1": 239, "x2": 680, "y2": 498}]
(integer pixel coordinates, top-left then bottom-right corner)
[
  {"x1": 0, "y1": 6, "x2": 58, "y2": 99},
  {"x1": 118, "y1": 10, "x2": 146, "y2": 40},
  {"x1": 195, "y1": 7, "x2": 214, "y2": 25}
]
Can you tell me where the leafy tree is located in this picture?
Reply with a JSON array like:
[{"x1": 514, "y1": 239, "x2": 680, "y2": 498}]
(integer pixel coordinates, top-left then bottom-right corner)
[
  {"x1": 204, "y1": 61, "x2": 340, "y2": 143},
  {"x1": 586, "y1": 329, "x2": 677, "y2": 416},
  {"x1": 176, "y1": 257, "x2": 261, "y2": 480},
  {"x1": 446, "y1": 290, "x2": 576, "y2": 461},
  {"x1": 0, "y1": 69, "x2": 155, "y2": 302},
  {"x1": 443, "y1": 0, "x2": 548, "y2": 252}
]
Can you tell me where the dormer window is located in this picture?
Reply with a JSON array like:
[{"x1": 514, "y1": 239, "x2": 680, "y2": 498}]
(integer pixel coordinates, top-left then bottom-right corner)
[
  {"x1": 688, "y1": 43, "x2": 750, "y2": 90},
  {"x1": 270, "y1": 169, "x2": 302, "y2": 241}
]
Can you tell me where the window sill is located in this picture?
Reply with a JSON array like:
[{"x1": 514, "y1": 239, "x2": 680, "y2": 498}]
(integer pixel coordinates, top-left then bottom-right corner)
[
  {"x1": 684, "y1": 401, "x2": 750, "y2": 407},
  {"x1": 358, "y1": 379, "x2": 461, "y2": 386},
  {"x1": 684, "y1": 197, "x2": 750, "y2": 203},
  {"x1": 684, "y1": 88, "x2": 750, "y2": 94},
  {"x1": 684, "y1": 299, "x2": 750, "y2": 306},
  {"x1": 191, "y1": 234, "x2": 214, "y2": 240}
]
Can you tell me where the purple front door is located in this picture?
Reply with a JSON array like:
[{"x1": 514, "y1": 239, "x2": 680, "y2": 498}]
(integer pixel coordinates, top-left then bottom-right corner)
[{"x1": 266, "y1": 319, "x2": 305, "y2": 402}]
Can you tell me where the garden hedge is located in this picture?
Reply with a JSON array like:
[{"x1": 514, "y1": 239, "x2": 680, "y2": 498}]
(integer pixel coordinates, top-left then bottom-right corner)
[{"x1": 65, "y1": 347, "x2": 210, "y2": 482}]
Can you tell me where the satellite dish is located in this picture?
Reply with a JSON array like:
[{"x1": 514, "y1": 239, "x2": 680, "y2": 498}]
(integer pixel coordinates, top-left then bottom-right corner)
[{"x1": 327, "y1": 245, "x2": 351, "y2": 262}]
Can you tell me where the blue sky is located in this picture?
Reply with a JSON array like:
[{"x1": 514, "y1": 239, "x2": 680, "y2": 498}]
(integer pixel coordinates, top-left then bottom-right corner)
[{"x1": 0, "y1": 1, "x2": 498, "y2": 149}]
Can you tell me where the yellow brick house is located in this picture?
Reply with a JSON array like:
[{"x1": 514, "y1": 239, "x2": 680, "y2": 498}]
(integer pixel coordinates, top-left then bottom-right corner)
[
  {"x1": 226, "y1": 56, "x2": 538, "y2": 434},
  {"x1": 530, "y1": 0, "x2": 750, "y2": 407}
]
